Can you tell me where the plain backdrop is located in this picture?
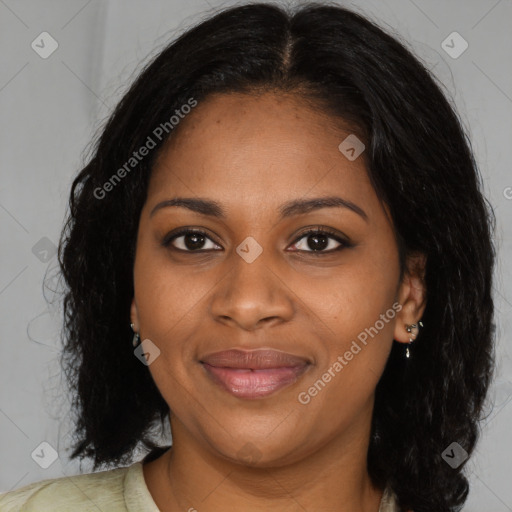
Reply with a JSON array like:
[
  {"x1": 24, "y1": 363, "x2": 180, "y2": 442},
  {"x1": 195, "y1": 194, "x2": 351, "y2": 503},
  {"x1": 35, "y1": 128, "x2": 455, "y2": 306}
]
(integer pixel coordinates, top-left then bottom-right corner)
[{"x1": 1, "y1": 0, "x2": 511, "y2": 510}]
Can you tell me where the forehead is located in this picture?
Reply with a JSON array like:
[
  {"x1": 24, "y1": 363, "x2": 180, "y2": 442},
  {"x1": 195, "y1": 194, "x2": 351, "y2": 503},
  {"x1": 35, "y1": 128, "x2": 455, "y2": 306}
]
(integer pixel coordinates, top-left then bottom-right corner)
[{"x1": 147, "y1": 92, "x2": 376, "y2": 216}]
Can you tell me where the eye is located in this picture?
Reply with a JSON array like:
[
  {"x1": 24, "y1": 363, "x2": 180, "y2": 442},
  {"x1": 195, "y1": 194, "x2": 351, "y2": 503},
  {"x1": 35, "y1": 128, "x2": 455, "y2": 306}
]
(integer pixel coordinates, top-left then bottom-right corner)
[
  {"x1": 162, "y1": 229, "x2": 222, "y2": 252},
  {"x1": 288, "y1": 227, "x2": 350, "y2": 254},
  {"x1": 162, "y1": 227, "x2": 351, "y2": 254}
]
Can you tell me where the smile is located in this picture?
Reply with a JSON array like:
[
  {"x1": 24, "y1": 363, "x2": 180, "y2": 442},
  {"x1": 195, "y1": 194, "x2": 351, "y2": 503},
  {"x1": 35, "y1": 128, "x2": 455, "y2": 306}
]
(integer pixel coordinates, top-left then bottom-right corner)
[{"x1": 200, "y1": 349, "x2": 311, "y2": 399}]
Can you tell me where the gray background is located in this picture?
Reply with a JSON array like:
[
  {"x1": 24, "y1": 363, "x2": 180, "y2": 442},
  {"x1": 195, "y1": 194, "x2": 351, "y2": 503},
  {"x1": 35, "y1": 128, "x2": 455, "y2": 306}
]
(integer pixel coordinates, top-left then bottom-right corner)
[{"x1": 0, "y1": 0, "x2": 511, "y2": 510}]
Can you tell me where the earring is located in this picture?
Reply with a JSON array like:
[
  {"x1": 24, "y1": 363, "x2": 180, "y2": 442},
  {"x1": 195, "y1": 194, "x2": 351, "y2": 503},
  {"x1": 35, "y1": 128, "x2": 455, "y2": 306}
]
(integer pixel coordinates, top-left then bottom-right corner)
[
  {"x1": 130, "y1": 323, "x2": 140, "y2": 347},
  {"x1": 405, "y1": 321, "x2": 423, "y2": 358}
]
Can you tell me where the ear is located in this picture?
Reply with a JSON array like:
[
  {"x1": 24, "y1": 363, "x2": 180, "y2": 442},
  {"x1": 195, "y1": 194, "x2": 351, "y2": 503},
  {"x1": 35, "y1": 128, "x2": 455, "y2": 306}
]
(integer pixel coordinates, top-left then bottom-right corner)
[
  {"x1": 393, "y1": 252, "x2": 427, "y2": 344},
  {"x1": 130, "y1": 298, "x2": 140, "y2": 332}
]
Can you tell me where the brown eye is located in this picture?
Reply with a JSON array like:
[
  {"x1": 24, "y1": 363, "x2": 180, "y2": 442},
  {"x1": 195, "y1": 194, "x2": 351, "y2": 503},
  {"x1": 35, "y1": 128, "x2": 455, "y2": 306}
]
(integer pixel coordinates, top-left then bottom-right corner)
[
  {"x1": 163, "y1": 229, "x2": 222, "y2": 252},
  {"x1": 289, "y1": 228, "x2": 351, "y2": 253}
]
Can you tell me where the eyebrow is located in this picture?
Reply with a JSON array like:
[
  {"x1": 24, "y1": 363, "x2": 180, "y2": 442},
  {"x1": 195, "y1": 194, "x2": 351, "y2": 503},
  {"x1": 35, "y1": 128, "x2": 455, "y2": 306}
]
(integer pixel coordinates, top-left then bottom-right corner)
[{"x1": 150, "y1": 196, "x2": 368, "y2": 222}]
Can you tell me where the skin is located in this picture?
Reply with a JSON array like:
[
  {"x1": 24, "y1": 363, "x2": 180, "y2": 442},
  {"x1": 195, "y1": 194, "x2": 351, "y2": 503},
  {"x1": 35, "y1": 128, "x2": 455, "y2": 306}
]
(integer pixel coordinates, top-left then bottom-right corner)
[{"x1": 130, "y1": 91, "x2": 426, "y2": 512}]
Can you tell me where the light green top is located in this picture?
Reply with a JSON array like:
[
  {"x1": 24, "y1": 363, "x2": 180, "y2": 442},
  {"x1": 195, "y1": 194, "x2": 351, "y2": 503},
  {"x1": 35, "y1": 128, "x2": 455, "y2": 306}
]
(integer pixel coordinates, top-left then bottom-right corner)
[
  {"x1": 0, "y1": 461, "x2": 401, "y2": 511},
  {"x1": 0, "y1": 462, "x2": 159, "y2": 512}
]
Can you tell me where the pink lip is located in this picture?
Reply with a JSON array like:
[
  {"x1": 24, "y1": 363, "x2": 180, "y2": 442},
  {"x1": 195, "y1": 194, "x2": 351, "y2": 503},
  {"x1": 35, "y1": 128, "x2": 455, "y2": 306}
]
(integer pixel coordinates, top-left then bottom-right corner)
[{"x1": 200, "y1": 349, "x2": 311, "y2": 399}]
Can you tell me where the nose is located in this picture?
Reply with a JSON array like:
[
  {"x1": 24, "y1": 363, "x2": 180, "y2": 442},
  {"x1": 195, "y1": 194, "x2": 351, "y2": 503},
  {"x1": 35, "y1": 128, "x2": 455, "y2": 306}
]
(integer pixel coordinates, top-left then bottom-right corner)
[{"x1": 209, "y1": 249, "x2": 295, "y2": 331}]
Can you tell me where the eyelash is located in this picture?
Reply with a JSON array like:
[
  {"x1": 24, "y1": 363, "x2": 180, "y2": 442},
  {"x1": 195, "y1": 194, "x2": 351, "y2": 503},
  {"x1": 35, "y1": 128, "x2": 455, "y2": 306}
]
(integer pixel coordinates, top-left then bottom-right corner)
[{"x1": 162, "y1": 227, "x2": 352, "y2": 255}]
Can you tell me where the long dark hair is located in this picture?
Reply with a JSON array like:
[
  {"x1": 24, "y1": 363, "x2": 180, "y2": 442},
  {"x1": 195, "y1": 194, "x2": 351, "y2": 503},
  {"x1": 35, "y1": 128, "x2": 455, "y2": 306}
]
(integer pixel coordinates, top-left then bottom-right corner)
[{"x1": 57, "y1": 3, "x2": 496, "y2": 511}]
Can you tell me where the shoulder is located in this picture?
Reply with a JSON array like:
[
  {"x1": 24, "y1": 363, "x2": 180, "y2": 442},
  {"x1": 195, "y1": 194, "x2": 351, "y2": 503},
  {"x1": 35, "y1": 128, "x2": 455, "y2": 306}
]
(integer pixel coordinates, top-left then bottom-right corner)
[{"x1": 0, "y1": 462, "x2": 141, "y2": 512}]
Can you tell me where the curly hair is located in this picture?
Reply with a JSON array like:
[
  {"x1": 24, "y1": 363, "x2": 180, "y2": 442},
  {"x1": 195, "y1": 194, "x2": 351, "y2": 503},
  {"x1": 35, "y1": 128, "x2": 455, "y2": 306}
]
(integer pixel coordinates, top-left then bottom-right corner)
[{"x1": 57, "y1": 3, "x2": 496, "y2": 511}]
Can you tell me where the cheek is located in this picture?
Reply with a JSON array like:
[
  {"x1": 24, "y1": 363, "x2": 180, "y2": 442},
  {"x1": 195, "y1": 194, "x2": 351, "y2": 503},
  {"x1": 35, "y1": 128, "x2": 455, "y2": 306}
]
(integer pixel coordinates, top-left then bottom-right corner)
[
  {"x1": 301, "y1": 249, "x2": 400, "y2": 341},
  {"x1": 294, "y1": 248, "x2": 399, "y2": 402},
  {"x1": 132, "y1": 251, "x2": 200, "y2": 401},
  {"x1": 133, "y1": 243, "x2": 211, "y2": 341},
  {"x1": 295, "y1": 289, "x2": 397, "y2": 438},
  {"x1": 133, "y1": 253, "x2": 200, "y2": 413}
]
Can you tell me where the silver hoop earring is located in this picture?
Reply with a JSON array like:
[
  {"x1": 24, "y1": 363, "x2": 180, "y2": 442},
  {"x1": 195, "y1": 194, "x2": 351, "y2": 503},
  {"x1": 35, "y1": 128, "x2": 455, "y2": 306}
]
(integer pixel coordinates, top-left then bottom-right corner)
[
  {"x1": 130, "y1": 323, "x2": 140, "y2": 347},
  {"x1": 405, "y1": 321, "x2": 423, "y2": 358}
]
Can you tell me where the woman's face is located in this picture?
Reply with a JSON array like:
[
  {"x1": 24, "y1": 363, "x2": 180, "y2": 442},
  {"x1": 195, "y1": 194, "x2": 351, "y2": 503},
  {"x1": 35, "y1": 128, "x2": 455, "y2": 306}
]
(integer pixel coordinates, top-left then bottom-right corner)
[{"x1": 131, "y1": 91, "x2": 421, "y2": 466}]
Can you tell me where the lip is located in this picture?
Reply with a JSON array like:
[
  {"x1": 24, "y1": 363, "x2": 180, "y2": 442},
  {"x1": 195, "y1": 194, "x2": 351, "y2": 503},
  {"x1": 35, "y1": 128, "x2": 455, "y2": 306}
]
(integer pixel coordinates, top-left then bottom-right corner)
[{"x1": 200, "y1": 349, "x2": 311, "y2": 399}]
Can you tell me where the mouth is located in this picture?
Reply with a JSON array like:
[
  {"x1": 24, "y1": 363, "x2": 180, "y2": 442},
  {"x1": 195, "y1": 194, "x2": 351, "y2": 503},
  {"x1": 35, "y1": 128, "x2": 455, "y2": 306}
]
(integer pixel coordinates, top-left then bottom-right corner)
[{"x1": 199, "y1": 349, "x2": 311, "y2": 399}]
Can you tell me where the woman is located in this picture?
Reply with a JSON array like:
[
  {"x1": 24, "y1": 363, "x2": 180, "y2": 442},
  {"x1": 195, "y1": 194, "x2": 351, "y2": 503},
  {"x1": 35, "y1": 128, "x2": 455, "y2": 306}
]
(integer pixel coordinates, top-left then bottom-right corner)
[{"x1": 0, "y1": 2, "x2": 495, "y2": 511}]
